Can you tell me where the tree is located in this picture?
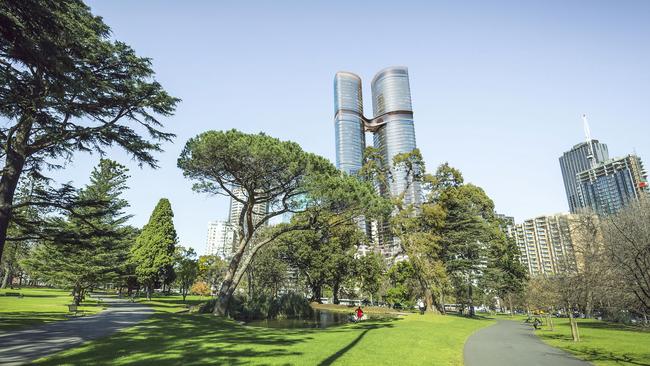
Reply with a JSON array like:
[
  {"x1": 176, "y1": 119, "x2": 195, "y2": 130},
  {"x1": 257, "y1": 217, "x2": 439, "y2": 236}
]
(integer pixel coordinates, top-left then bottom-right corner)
[
  {"x1": 483, "y1": 223, "x2": 527, "y2": 315},
  {"x1": 178, "y1": 130, "x2": 385, "y2": 316},
  {"x1": 174, "y1": 246, "x2": 198, "y2": 302},
  {"x1": 248, "y1": 242, "x2": 288, "y2": 299},
  {"x1": 190, "y1": 281, "x2": 211, "y2": 298},
  {"x1": 131, "y1": 198, "x2": 178, "y2": 300},
  {"x1": 601, "y1": 199, "x2": 650, "y2": 317},
  {"x1": 353, "y1": 252, "x2": 386, "y2": 304},
  {"x1": 197, "y1": 254, "x2": 227, "y2": 292},
  {"x1": 277, "y1": 213, "x2": 363, "y2": 304},
  {"x1": 0, "y1": 0, "x2": 178, "y2": 263},
  {"x1": 22, "y1": 159, "x2": 132, "y2": 304},
  {"x1": 384, "y1": 260, "x2": 420, "y2": 308}
]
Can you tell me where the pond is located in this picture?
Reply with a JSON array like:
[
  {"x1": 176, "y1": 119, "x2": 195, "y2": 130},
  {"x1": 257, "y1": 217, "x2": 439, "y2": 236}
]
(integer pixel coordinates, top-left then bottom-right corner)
[{"x1": 246, "y1": 310, "x2": 394, "y2": 329}]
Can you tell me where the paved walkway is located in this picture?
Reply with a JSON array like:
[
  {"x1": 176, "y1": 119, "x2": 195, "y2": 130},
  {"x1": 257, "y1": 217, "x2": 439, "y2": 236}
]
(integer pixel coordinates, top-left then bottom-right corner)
[
  {"x1": 464, "y1": 320, "x2": 592, "y2": 366},
  {"x1": 0, "y1": 297, "x2": 152, "y2": 365}
]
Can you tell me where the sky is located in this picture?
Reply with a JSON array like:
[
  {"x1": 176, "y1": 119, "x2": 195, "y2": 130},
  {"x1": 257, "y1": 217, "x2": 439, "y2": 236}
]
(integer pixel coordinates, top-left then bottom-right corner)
[{"x1": 51, "y1": 0, "x2": 650, "y2": 254}]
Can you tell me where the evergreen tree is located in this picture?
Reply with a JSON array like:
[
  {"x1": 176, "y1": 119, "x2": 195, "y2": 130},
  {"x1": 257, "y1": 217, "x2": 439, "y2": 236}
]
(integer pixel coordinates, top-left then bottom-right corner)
[
  {"x1": 131, "y1": 198, "x2": 177, "y2": 300},
  {"x1": 22, "y1": 159, "x2": 132, "y2": 304},
  {"x1": 0, "y1": 0, "x2": 178, "y2": 263}
]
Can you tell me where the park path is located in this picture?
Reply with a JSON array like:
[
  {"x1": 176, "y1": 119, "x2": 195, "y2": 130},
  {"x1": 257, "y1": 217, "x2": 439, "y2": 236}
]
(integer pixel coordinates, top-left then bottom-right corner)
[
  {"x1": 0, "y1": 297, "x2": 152, "y2": 365},
  {"x1": 463, "y1": 320, "x2": 592, "y2": 366}
]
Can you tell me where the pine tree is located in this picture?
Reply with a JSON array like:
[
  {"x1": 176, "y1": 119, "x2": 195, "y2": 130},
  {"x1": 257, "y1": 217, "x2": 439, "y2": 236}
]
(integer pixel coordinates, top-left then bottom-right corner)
[
  {"x1": 22, "y1": 159, "x2": 132, "y2": 304},
  {"x1": 131, "y1": 198, "x2": 177, "y2": 300}
]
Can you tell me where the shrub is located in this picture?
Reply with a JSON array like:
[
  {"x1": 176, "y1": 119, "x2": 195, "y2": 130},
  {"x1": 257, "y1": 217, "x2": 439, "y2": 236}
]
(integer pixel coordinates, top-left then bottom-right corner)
[{"x1": 197, "y1": 292, "x2": 312, "y2": 321}]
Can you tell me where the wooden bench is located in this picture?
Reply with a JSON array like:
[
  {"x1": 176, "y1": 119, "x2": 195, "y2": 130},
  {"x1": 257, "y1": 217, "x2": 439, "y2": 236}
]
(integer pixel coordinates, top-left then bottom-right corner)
[{"x1": 4, "y1": 292, "x2": 23, "y2": 298}]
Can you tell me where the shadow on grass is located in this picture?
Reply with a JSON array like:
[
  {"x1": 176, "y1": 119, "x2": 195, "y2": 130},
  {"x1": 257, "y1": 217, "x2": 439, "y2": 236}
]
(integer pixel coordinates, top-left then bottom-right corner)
[
  {"x1": 318, "y1": 317, "x2": 401, "y2": 366},
  {"x1": 35, "y1": 313, "x2": 310, "y2": 365},
  {"x1": 35, "y1": 313, "x2": 402, "y2": 365},
  {"x1": 574, "y1": 320, "x2": 650, "y2": 333},
  {"x1": 562, "y1": 346, "x2": 650, "y2": 366}
]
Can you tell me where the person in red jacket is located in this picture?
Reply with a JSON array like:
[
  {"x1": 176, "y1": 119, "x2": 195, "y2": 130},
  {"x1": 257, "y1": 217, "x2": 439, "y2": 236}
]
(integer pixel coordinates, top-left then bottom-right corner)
[{"x1": 356, "y1": 306, "x2": 364, "y2": 321}]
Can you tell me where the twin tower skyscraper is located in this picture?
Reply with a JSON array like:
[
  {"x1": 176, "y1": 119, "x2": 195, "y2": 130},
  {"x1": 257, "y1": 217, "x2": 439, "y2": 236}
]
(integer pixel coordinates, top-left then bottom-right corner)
[{"x1": 334, "y1": 66, "x2": 421, "y2": 206}]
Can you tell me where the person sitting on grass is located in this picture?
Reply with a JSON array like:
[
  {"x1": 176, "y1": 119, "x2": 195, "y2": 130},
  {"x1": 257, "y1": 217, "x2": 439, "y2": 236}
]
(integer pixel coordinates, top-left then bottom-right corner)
[
  {"x1": 533, "y1": 317, "x2": 542, "y2": 330},
  {"x1": 356, "y1": 306, "x2": 364, "y2": 321}
]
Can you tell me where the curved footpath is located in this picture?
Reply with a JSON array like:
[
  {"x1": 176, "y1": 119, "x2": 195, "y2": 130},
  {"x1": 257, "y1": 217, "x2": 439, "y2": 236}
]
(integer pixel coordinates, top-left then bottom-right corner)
[
  {"x1": 0, "y1": 297, "x2": 152, "y2": 365},
  {"x1": 464, "y1": 320, "x2": 591, "y2": 366}
]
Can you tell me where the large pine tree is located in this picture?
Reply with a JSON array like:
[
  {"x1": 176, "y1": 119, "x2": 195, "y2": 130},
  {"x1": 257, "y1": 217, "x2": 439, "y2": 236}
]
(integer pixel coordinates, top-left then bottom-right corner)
[
  {"x1": 131, "y1": 198, "x2": 177, "y2": 300},
  {"x1": 23, "y1": 159, "x2": 132, "y2": 304}
]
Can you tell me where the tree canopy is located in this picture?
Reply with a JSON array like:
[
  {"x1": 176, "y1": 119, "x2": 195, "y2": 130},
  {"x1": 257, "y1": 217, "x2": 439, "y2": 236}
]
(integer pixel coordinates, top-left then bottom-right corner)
[{"x1": 0, "y1": 0, "x2": 178, "y2": 263}]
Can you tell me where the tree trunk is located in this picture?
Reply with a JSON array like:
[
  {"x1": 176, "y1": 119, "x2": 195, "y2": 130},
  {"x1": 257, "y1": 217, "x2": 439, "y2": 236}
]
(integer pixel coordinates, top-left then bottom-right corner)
[
  {"x1": 0, "y1": 152, "x2": 26, "y2": 264},
  {"x1": 1, "y1": 270, "x2": 12, "y2": 289},
  {"x1": 468, "y1": 281, "x2": 475, "y2": 317},
  {"x1": 333, "y1": 282, "x2": 340, "y2": 305},
  {"x1": 508, "y1": 295, "x2": 514, "y2": 317}
]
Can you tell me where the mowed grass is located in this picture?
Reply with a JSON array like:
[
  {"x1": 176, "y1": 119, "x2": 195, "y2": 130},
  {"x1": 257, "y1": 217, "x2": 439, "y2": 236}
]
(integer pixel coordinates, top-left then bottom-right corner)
[
  {"x1": 0, "y1": 287, "x2": 104, "y2": 331},
  {"x1": 536, "y1": 317, "x2": 650, "y2": 366},
  {"x1": 34, "y1": 312, "x2": 494, "y2": 365},
  {"x1": 136, "y1": 294, "x2": 210, "y2": 313}
]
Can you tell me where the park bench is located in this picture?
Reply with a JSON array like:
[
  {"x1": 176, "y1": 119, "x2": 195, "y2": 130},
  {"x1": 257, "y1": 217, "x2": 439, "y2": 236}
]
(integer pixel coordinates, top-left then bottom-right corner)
[
  {"x1": 4, "y1": 292, "x2": 23, "y2": 298},
  {"x1": 67, "y1": 304, "x2": 79, "y2": 316}
]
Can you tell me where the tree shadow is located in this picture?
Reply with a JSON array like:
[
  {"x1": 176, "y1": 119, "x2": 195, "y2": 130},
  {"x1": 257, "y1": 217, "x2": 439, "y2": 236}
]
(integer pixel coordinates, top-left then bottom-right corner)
[
  {"x1": 34, "y1": 313, "x2": 316, "y2": 365},
  {"x1": 318, "y1": 317, "x2": 401, "y2": 366},
  {"x1": 566, "y1": 347, "x2": 650, "y2": 366}
]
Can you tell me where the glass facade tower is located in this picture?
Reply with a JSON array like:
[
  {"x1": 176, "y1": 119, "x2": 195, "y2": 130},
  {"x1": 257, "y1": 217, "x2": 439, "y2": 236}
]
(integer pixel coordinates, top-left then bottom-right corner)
[
  {"x1": 371, "y1": 67, "x2": 421, "y2": 206},
  {"x1": 333, "y1": 67, "x2": 421, "y2": 204},
  {"x1": 334, "y1": 72, "x2": 365, "y2": 175},
  {"x1": 559, "y1": 140, "x2": 609, "y2": 212}
]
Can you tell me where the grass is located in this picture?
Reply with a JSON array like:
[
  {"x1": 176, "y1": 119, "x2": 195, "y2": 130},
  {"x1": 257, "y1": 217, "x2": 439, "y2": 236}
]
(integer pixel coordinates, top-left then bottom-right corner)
[
  {"x1": 535, "y1": 317, "x2": 650, "y2": 366},
  {"x1": 0, "y1": 287, "x2": 104, "y2": 331},
  {"x1": 34, "y1": 311, "x2": 494, "y2": 365},
  {"x1": 135, "y1": 294, "x2": 209, "y2": 313}
]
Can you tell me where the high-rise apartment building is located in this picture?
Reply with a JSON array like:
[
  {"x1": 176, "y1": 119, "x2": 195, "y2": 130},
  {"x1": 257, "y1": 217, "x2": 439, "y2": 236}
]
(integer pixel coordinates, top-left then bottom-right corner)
[
  {"x1": 227, "y1": 185, "x2": 269, "y2": 227},
  {"x1": 205, "y1": 220, "x2": 235, "y2": 259},
  {"x1": 576, "y1": 154, "x2": 648, "y2": 215},
  {"x1": 514, "y1": 214, "x2": 577, "y2": 276},
  {"x1": 559, "y1": 140, "x2": 609, "y2": 213}
]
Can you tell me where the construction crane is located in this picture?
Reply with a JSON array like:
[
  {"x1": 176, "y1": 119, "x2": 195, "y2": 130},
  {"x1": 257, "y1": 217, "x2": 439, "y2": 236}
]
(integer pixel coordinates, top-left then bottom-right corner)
[{"x1": 582, "y1": 113, "x2": 597, "y2": 169}]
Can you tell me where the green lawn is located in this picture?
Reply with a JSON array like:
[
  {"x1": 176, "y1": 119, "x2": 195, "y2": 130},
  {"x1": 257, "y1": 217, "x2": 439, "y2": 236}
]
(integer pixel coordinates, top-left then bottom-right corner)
[
  {"x1": 34, "y1": 312, "x2": 494, "y2": 365},
  {"x1": 135, "y1": 294, "x2": 209, "y2": 313},
  {"x1": 535, "y1": 317, "x2": 650, "y2": 366},
  {"x1": 0, "y1": 287, "x2": 104, "y2": 331}
]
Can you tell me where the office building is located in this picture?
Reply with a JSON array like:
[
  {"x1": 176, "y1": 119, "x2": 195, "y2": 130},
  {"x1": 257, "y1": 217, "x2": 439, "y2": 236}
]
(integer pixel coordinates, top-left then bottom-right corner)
[
  {"x1": 205, "y1": 220, "x2": 235, "y2": 259},
  {"x1": 576, "y1": 154, "x2": 648, "y2": 215},
  {"x1": 559, "y1": 140, "x2": 609, "y2": 213},
  {"x1": 514, "y1": 214, "x2": 578, "y2": 276}
]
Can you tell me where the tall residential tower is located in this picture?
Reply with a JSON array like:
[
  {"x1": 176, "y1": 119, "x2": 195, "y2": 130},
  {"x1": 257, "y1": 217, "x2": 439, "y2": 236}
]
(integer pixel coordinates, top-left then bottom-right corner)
[{"x1": 333, "y1": 66, "x2": 421, "y2": 205}]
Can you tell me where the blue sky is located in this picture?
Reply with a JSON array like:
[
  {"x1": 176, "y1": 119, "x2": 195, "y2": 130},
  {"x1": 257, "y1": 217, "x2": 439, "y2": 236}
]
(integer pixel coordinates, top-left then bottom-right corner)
[{"x1": 54, "y1": 0, "x2": 650, "y2": 254}]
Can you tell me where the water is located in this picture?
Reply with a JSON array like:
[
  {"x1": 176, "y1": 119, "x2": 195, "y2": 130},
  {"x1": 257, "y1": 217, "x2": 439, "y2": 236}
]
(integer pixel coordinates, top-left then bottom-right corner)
[{"x1": 246, "y1": 310, "x2": 355, "y2": 329}]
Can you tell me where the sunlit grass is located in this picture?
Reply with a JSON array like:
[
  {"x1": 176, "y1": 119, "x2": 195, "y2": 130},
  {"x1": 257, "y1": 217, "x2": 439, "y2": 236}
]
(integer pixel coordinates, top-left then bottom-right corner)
[
  {"x1": 34, "y1": 312, "x2": 494, "y2": 365},
  {"x1": 0, "y1": 287, "x2": 104, "y2": 331},
  {"x1": 535, "y1": 317, "x2": 650, "y2": 366}
]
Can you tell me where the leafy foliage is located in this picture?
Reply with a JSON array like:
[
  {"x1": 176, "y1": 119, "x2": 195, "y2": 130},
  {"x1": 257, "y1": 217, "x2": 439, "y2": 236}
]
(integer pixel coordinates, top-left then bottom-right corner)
[
  {"x1": 22, "y1": 159, "x2": 134, "y2": 304},
  {"x1": 0, "y1": 0, "x2": 178, "y2": 263}
]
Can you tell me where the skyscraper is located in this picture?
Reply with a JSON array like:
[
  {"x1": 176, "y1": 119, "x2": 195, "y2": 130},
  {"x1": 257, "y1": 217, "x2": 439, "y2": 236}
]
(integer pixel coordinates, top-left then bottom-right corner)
[
  {"x1": 575, "y1": 154, "x2": 648, "y2": 215},
  {"x1": 333, "y1": 66, "x2": 421, "y2": 204},
  {"x1": 559, "y1": 140, "x2": 609, "y2": 213},
  {"x1": 333, "y1": 67, "x2": 421, "y2": 258},
  {"x1": 334, "y1": 72, "x2": 365, "y2": 175}
]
